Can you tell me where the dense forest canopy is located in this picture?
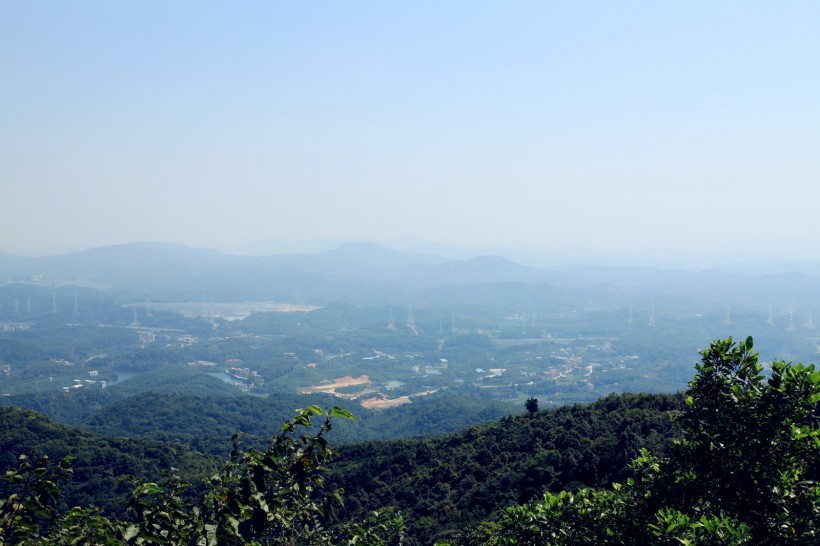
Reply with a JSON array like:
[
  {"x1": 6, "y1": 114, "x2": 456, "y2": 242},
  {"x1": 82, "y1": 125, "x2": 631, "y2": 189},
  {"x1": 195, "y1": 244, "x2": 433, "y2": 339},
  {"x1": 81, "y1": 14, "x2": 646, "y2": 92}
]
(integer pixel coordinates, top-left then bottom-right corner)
[{"x1": 1, "y1": 337, "x2": 818, "y2": 544}]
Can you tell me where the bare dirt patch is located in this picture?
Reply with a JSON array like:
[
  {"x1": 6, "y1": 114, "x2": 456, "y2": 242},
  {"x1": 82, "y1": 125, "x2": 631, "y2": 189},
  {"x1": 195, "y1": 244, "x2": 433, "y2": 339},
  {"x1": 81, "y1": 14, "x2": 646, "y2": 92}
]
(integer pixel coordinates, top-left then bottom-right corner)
[
  {"x1": 299, "y1": 375, "x2": 371, "y2": 395},
  {"x1": 359, "y1": 389, "x2": 440, "y2": 409},
  {"x1": 360, "y1": 396, "x2": 412, "y2": 409}
]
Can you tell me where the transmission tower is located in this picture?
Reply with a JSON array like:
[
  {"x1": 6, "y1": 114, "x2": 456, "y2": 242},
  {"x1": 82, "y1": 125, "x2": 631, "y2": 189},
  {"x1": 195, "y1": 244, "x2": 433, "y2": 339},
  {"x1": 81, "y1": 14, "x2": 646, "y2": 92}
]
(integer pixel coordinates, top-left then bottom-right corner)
[
  {"x1": 723, "y1": 306, "x2": 732, "y2": 325},
  {"x1": 406, "y1": 305, "x2": 418, "y2": 335},
  {"x1": 387, "y1": 306, "x2": 396, "y2": 330}
]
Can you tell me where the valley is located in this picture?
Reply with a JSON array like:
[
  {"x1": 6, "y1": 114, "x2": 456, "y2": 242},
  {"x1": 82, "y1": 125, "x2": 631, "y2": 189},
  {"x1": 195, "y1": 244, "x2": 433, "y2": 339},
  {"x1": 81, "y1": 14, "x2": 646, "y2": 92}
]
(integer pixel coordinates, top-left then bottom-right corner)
[{"x1": 1, "y1": 242, "x2": 819, "y2": 543}]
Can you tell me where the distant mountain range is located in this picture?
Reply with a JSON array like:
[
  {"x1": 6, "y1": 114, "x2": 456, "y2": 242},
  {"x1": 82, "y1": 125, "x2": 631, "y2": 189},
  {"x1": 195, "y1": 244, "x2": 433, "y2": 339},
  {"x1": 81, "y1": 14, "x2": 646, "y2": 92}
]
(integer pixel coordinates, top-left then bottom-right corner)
[
  {"x1": 2, "y1": 241, "x2": 820, "y2": 308},
  {"x1": 0, "y1": 241, "x2": 553, "y2": 301}
]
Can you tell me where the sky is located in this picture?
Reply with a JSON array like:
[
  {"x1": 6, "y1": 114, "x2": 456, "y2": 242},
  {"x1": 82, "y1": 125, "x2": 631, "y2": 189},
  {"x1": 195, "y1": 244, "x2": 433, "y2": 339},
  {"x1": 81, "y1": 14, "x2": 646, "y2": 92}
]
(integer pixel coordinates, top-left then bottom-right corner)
[{"x1": 2, "y1": 2, "x2": 819, "y2": 264}]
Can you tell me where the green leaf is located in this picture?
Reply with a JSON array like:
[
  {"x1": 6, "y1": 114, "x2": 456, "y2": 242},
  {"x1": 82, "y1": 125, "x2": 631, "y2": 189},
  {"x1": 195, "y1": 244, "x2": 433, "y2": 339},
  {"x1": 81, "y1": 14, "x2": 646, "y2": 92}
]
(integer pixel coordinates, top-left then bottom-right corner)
[
  {"x1": 304, "y1": 405, "x2": 323, "y2": 416},
  {"x1": 140, "y1": 483, "x2": 163, "y2": 495},
  {"x1": 227, "y1": 516, "x2": 241, "y2": 536},
  {"x1": 329, "y1": 407, "x2": 356, "y2": 421},
  {"x1": 204, "y1": 523, "x2": 218, "y2": 546},
  {"x1": 123, "y1": 524, "x2": 140, "y2": 541}
]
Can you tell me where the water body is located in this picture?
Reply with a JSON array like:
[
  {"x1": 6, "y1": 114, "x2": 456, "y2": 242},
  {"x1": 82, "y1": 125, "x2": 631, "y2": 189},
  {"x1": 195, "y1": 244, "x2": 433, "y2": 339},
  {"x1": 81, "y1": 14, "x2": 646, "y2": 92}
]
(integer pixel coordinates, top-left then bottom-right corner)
[{"x1": 205, "y1": 371, "x2": 245, "y2": 387}]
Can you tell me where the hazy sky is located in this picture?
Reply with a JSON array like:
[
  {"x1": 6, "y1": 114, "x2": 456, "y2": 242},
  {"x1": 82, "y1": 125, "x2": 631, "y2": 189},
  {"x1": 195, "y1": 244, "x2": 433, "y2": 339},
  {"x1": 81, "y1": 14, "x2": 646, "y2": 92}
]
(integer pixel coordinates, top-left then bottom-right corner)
[{"x1": 2, "y1": 2, "x2": 818, "y2": 262}]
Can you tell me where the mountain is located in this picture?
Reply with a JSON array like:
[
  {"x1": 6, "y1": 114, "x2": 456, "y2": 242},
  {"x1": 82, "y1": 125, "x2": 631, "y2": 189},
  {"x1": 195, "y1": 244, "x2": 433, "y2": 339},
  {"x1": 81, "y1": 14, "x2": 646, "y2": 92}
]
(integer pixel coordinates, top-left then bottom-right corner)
[
  {"x1": 327, "y1": 392, "x2": 685, "y2": 543},
  {"x1": 0, "y1": 242, "x2": 550, "y2": 301},
  {"x1": 0, "y1": 405, "x2": 219, "y2": 515},
  {"x1": 3, "y1": 241, "x2": 820, "y2": 311},
  {"x1": 393, "y1": 255, "x2": 550, "y2": 286},
  {"x1": 0, "y1": 242, "x2": 244, "y2": 287},
  {"x1": 311, "y1": 242, "x2": 449, "y2": 269},
  {"x1": 66, "y1": 241, "x2": 233, "y2": 267},
  {"x1": 0, "y1": 391, "x2": 683, "y2": 543}
]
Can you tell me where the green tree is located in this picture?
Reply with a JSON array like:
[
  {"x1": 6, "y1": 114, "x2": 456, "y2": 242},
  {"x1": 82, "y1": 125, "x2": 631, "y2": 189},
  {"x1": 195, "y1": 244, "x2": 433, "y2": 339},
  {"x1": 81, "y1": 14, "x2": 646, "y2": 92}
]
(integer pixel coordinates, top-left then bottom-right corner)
[
  {"x1": 448, "y1": 336, "x2": 820, "y2": 545},
  {"x1": 524, "y1": 397, "x2": 538, "y2": 417},
  {"x1": 0, "y1": 407, "x2": 404, "y2": 545},
  {"x1": 665, "y1": 336, "x2": 820, "y2": 544},
  {"x1": 0, "y1": 454, "x2": 73, "y2": 545}
]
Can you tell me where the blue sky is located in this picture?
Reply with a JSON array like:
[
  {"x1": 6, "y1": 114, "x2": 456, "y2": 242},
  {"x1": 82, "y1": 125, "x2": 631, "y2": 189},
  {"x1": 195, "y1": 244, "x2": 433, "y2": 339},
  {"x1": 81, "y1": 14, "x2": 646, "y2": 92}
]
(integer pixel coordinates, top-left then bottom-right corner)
[{"x1": 2, "y1": 2, "x2": 818, "y2": 263}]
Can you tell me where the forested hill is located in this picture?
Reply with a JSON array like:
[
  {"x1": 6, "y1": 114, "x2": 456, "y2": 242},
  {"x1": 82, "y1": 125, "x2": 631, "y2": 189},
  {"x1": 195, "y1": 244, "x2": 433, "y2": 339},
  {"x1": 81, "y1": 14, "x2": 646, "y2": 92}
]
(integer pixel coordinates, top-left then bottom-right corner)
[
  {"x1": 2, "y1": 389, "x2": 516, "y2": 450},
  {"x1": 330, "y1": 392, "x2": 684, "y2": 544},
  {"x1": 0, "y1": 406, "x2": 219, "y2": 515},
  {"x1": 0, "y1": 392, "x2": 684, "y2": 544}
]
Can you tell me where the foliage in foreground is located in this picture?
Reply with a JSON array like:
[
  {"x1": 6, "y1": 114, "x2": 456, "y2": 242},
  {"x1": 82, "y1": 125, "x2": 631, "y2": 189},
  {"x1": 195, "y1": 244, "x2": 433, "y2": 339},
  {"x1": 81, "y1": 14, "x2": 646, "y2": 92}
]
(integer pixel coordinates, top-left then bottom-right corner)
[
  {"x1": 3, "y1": 336, "x2": 818, "y2": 545},
  {"x1": 331, "y1": 391, "x2": 682, "y2": 543},
  {"x1": 0, "y1": 406, "x2": 402, "y2": 545},
  {"x1": 447, "y1": 336, "x2": 820, "y2": 545}
]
